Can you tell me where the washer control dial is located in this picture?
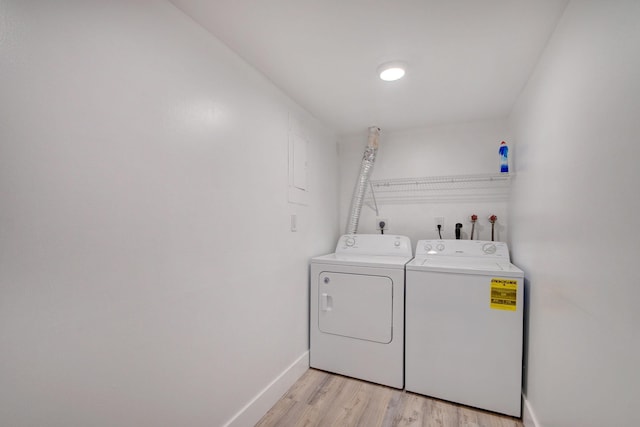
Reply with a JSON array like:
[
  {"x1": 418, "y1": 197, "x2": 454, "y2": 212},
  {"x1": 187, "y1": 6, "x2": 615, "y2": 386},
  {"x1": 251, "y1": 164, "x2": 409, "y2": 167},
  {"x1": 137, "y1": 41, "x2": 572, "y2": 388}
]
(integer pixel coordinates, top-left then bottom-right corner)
[
  {"x1": 345, "y1": 236, "x2": 356, "y2": 247},
  {"x1": 436, "y1": 243, "x2": 445, "y2": 252},
  {"x1": 423, "y1": 243, "x2": 432, "y2": 252},
  {"x1": 482, "y1": 243, "x2": 497, "y2": 254}
]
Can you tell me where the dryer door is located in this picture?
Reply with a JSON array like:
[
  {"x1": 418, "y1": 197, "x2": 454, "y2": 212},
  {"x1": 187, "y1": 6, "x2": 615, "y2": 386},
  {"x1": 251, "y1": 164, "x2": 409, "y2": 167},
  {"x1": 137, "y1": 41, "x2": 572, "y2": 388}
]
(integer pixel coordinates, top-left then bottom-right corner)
[{"x1": 318, "y1": 272, "x2": 393, "y2": 344}]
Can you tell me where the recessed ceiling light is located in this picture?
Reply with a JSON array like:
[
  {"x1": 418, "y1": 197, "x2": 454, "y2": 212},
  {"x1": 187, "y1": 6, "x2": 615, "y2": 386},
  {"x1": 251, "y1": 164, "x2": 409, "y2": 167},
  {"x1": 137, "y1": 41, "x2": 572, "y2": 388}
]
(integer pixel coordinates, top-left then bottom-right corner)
[{"x1": 378, "y1": 61, "x2": 407, "y2": 81}]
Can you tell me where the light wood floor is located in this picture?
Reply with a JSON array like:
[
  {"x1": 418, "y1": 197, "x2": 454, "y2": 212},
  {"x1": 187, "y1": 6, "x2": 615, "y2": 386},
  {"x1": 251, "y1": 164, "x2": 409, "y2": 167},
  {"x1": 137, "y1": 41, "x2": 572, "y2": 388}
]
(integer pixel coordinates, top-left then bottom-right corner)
[{"x1": 256, "y1": 369, "x2": 523, "y2": 427}]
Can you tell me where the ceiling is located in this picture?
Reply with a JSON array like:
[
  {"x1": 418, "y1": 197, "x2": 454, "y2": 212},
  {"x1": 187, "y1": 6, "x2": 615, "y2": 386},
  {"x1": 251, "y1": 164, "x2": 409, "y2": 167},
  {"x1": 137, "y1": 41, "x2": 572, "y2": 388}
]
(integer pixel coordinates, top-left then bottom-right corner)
[{"x1": 169, "y1": 0, "x2": 569, "y2": 136}]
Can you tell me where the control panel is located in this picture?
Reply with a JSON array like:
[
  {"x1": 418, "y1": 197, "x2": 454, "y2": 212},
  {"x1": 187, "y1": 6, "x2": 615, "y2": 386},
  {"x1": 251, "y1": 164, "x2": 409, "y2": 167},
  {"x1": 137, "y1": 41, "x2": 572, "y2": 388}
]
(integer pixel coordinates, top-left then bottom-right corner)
[
  {"x1": 335, "y1": 234, "x2": 412, "y2": 257},
  {"x1": 414, "y1": 239, "x2": 510, "y2": 261}
]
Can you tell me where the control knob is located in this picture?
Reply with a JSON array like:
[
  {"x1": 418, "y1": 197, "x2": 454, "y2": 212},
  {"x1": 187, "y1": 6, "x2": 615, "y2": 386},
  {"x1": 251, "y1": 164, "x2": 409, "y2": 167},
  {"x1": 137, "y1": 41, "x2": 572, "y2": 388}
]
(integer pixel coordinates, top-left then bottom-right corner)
[{"x1": 482, "y1": 243, "x2": 497, "y2": 254}]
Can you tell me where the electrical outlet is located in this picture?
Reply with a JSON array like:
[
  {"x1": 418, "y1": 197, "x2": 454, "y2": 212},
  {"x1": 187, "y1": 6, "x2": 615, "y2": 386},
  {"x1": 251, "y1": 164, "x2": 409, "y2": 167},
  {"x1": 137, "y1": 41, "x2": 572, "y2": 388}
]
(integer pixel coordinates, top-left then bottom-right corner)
[
  {"x1": 434, "y1": 216, "x2": 444, "y2": 230},
  {"x1": 376, "y1": 218, "x2": 388, "y2": 231}
]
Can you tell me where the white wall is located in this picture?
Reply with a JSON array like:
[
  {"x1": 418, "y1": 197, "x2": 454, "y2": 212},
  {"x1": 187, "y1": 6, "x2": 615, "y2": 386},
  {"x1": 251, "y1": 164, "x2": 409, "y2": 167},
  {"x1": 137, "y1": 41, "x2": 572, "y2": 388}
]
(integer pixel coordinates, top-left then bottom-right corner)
[
  {"x1": 338, "y1": 119, "x2": 513, "y2": 246},
  {"x1": 0, "y1": 1, "x2": 338, "y2": 426},
  {"x1": 509, "y1": 1, "x2": 640, "y2": 426}
]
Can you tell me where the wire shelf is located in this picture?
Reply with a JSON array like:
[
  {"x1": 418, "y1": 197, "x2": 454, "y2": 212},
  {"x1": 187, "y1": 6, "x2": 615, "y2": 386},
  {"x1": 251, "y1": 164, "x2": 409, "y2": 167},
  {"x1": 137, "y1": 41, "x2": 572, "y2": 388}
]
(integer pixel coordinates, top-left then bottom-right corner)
[{"x1": 364, "y1": 173, "x2": 512, "y2": 206}]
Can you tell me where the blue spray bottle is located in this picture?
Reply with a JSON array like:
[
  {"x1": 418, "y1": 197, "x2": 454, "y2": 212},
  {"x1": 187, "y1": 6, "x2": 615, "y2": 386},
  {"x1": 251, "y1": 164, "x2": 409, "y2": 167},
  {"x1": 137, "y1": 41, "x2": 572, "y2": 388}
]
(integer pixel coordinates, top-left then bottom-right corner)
[{"x1": 499, "y1": 141, "x2": 509, "y2": 173}]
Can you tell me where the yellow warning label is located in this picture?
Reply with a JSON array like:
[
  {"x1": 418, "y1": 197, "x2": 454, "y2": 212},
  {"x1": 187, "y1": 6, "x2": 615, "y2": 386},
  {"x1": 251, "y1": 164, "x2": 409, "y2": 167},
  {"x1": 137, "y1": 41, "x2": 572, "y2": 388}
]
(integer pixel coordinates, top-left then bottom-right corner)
[{"x1": 490, "y1": 278, "x2": 518, "y2": 311}]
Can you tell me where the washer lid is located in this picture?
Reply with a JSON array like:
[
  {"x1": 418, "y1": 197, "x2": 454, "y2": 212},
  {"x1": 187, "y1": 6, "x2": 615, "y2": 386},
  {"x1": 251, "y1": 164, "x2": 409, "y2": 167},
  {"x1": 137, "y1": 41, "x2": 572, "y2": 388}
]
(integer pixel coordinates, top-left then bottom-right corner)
[
  {"x1": 312, "y1": 253, "x2": 413, "y2": 269},
  {"x1": 406, "y1": 256, "x2": 523, "y2": 277}
]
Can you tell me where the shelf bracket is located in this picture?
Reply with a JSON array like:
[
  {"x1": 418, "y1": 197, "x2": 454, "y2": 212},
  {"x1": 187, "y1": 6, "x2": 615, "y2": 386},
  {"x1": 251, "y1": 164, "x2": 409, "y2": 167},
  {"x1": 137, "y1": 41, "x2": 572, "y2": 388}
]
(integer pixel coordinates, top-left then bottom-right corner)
[{"x1": 368, "y1": 181, "x2": 379, "y2": 216}]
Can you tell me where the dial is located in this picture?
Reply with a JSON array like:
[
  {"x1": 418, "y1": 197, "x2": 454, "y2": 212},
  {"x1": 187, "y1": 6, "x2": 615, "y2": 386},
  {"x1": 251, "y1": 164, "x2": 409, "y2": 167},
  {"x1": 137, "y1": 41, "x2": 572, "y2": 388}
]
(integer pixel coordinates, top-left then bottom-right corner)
[
  {"x1": 345, "y1": 237, "x2": 356, "y2": 247},
  {"x1": 482, "y1": 243, "x2": 497, "y2": 254},
  {"x1": 394, "y1": 241, "x2": 401, "y2": 247},
  {"x1": 436, "y1": 243, "x2": 445, "y2": 251},
  {"x1": 423, "y1": 244, "x2": 432, "y2": 252}
]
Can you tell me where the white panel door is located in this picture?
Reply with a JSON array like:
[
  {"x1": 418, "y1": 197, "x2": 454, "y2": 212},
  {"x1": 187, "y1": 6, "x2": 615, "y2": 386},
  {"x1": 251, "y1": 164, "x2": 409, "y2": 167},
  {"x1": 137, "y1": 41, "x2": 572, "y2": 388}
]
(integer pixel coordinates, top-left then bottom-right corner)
[{"x1": 318, "y1": 271, "x2": 393, "y2": 343}]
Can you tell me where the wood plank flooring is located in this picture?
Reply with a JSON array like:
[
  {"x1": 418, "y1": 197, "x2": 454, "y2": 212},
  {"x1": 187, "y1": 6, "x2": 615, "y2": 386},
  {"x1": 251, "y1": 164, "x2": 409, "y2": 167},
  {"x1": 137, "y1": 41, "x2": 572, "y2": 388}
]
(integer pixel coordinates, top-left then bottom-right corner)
[{"x1": 255, "y1": 369, "x2": 523, "y2": 427}]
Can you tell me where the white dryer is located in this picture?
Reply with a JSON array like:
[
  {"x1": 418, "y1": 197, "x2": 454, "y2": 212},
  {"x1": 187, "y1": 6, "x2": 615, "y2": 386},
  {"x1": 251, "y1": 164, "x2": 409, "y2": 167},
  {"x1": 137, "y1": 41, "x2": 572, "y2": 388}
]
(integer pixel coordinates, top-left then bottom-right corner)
[
  {"x1": 310, "y1": 234, "x2": 412, "y2": 389},
  {"x1": 405, "y1": 240, "x2": 524, "y2": 416}
]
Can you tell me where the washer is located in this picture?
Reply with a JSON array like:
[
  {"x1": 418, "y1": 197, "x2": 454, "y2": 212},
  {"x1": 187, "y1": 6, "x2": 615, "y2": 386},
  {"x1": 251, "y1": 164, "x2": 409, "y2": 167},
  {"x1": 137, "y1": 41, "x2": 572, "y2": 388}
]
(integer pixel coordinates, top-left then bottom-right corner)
[
  {"x1": 310, "y1": 234, "x2": 412, "y2": 389},
  {"x1": 405, "y1": 240, "x2": 524, "y2": 416}
]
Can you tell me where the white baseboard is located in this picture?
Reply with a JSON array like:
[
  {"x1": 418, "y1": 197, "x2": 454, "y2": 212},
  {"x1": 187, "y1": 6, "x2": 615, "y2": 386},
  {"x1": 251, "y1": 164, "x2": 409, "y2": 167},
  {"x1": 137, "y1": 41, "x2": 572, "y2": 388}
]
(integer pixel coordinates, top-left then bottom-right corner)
[
  {"x1": 522, "y1": 394, "x2": 541, "y2": 427},
  {"x1": 223, "y1": 351, "x2": 309, "y2": 427}
]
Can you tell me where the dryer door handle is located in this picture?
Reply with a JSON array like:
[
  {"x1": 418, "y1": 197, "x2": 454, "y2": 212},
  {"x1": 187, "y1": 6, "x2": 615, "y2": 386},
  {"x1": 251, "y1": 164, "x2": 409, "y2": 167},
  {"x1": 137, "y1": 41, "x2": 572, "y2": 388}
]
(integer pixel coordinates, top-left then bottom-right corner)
[{"x1": 321, "y1": 293, "x2": 333, "y2": 311}]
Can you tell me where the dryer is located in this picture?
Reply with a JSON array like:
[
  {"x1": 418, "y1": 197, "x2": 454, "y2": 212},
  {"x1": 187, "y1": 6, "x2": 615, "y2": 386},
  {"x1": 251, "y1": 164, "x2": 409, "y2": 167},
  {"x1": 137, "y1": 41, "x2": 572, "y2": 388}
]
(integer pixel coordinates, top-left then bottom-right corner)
[
  {"x1": 405, "y1": 240, "x2": 524, "y2": 416},
  {"x1": 310, "y1": 234, "x2": 412, "y2": 389}
]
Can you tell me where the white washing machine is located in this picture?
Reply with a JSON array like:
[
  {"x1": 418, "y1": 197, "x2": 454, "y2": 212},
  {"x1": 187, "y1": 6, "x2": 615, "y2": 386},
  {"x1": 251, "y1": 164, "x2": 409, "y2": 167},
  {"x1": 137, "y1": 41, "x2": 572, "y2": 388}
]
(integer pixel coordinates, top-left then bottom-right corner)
[
  {"x1": 405, "y1": 240, "x2": 524, "y2": 416},
  {"x1": 310, "y1": 234, "x2": 412, "y2": 389}
]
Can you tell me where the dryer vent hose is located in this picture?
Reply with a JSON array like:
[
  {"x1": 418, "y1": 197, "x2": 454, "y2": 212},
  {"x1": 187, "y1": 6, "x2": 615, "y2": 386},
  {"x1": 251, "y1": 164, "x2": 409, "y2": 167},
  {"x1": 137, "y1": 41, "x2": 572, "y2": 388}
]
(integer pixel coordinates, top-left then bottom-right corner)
[{"x1": 346, "y1": 126, "x2": 380, "y2": 235}]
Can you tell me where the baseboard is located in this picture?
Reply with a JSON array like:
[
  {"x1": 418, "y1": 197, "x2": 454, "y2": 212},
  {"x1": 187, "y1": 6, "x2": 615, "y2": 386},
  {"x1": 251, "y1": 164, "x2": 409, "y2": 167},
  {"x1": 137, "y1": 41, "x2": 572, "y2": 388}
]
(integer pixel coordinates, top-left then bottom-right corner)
[
  {"x1": 223, "y1": 351, "x2": 309, "y2": 427},
  {"x1": 522, "y1": 394, "x2": 541, "y2": 427}
]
